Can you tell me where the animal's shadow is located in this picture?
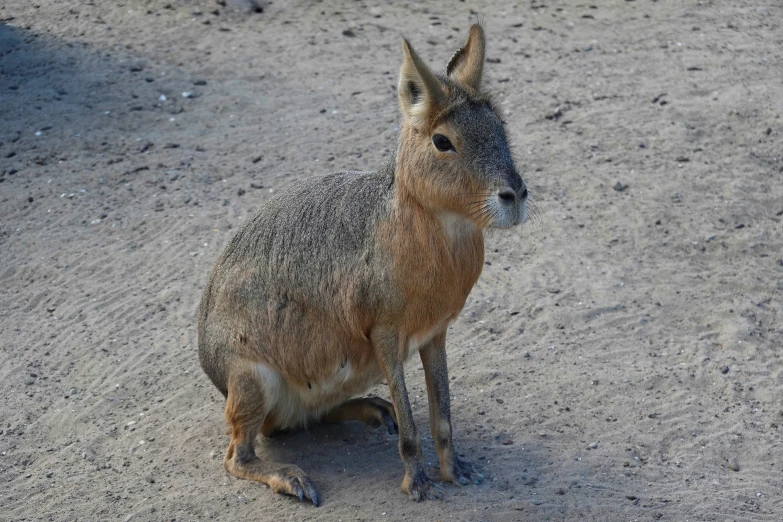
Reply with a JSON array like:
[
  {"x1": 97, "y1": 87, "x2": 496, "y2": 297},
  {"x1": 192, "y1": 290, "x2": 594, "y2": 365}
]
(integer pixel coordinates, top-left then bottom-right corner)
[{"x1": 252, "y1": 413, "x2": 537, "y2": 504}]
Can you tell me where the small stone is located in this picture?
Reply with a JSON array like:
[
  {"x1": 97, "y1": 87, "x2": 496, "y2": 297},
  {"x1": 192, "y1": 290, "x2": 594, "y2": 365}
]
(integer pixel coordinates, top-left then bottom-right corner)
[
  {"x1": 589, "y1": 442, "x2": 598, "y2": 449},
  {"x1": 721, "y1": 366, "x2": 730, "y2": 374},
  {"x1": 501, "y1": 439, "x2": 513, "y2": 445},
  {"x1": 237, "y1": 188, "x2": 246, "y2": 196},
  {"x1": 250, "y1": 182, "x2": 264, "y2": 189},
  {"x1": 496, "y1": 398, "x2": 504, "y2": 404},
  {"x1": 193, "y1": 79, "x2": 207, "y2": 86},
  {"x1": 626, "y1": 495, "x2": 637, "y2": 500},
  {"x1": 24, "y1": 375, "x2": 36, "y2": 385},
  {"x1": 342, "y1": 29, "x2": 356, "y2": 37},
  {"x1": 556, "y1": 488, "x2": 565, "y2": 495},
  {"x1": 727, "y1": 457, "x2": 740, "y2": 472},
  {"x1": 145, "y1": 475, "x2": 156, "y2": 483},
  {"x1": 613, "y1": 181, "x2": 628, "y2": 192}
]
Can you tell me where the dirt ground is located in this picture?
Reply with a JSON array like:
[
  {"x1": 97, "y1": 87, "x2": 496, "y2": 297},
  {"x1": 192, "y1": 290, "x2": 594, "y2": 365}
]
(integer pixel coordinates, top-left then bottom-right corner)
[{"x1": 1, "y1": 1, "x2": 782, "y2": 520}]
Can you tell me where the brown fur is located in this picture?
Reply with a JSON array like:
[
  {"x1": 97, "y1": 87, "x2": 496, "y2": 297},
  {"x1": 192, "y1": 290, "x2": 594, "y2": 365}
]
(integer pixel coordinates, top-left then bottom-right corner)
[{"x1": 197, "y1": 23, "x2": 527, "y2": 506}]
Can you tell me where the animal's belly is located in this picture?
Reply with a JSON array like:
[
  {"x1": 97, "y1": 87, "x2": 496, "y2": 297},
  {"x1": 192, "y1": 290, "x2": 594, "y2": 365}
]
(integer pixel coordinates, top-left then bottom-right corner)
[{"x1": 254, "y1": 359, "x2": 384, "y2": 429}]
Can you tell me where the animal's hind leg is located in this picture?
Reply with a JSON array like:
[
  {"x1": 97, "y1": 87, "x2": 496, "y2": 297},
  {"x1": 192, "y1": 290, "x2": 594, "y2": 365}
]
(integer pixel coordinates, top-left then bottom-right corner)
[
  {"x1": 321, "y1": 396, "x2": 399, "y2": 435},
  {"x1": 223, "y1": 368, "x2": 320, "y2": 506}
]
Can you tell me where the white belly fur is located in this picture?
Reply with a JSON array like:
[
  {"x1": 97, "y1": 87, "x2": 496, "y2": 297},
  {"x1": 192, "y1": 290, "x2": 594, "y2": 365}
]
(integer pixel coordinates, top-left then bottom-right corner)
[{"x1": 253, "y1": 360, "x2": 383, "y2": 429}]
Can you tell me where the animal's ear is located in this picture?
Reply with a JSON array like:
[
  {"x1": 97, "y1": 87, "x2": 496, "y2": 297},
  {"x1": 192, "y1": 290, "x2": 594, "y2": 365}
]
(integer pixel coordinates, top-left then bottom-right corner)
[
  {"x1": 398, "y1": 38, "x2": 446, "y2": 127},
  {"x1": 446, "y1": 23, "x2": 485, "y2": 91}
]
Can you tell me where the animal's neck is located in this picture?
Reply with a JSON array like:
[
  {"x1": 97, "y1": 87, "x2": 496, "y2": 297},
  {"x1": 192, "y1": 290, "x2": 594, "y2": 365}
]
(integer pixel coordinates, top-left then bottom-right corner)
[{"x1": 391, "y1": 164, "x2": 484, "y2": 258}]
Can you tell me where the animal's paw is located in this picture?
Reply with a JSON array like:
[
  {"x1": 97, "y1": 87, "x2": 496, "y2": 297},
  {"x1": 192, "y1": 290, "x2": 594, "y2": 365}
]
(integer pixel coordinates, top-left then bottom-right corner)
[
  {"x1": 363, "y1": 396, "x2": 398, "y2": 435},
  {"x1": 270, "y1": 465, "x2": 320, "y2": 507},
  {"x1": 443, "y1": 456, "x2": 484, "y2": 486},
  {"x1": 402, "y1": 470, "x2": 445, "y2": 502}
]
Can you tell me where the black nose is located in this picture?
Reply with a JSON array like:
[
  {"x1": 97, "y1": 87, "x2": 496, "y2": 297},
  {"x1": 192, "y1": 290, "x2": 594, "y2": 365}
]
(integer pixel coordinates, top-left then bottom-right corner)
[
  {"x1": 498, "y1": 189, "x2": 516, "y2": 203},
  {"x1": 520, "y1": 186, "x2": 528, "y2": 199}
]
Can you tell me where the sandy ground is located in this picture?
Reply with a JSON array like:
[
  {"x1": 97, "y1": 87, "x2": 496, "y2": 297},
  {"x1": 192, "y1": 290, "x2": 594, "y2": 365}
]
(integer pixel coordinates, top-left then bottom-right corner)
[{"x1": 1, "y1": 1, "x2": 782, "y2": 520}]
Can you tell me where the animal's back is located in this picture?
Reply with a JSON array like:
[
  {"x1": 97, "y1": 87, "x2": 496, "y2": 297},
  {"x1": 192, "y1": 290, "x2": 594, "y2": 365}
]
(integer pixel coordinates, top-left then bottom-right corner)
[{"x1": 198, "y1": 167, "x2": 396, "y2": 410}]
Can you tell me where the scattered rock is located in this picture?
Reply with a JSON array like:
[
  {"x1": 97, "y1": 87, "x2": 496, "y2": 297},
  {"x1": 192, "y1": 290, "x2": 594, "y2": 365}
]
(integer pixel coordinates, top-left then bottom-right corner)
[
  {"x1": 613, "y1": 181, "x2": 628, "y2": 192},
  {"x1": 250, "y1": 182, "x2": 264, "y2": 189},
  {"x1": 727, "y1": 457, "x2": 740, "y2": 472},
  {"x1": 342, "y1": 29, "x2": 356, "y2": 37},
  {"x1": 589, "y1": 442, "x2": 598, "y2": 449},
  {"x1": 556, "y1": 488, "x2": 565, "y2": 495},
  {"x1": 24, "y1": 375, "x2": 36, "y2": 385},
  {"x1": 496, "y1": 398, "x2": 504, "y2": 404},
  {"x1": 501, "y1": 439, "x2": 513, "y2": 445},
  {"x1": 721, "y1": 366, "x2": 730, "y2": 374}
]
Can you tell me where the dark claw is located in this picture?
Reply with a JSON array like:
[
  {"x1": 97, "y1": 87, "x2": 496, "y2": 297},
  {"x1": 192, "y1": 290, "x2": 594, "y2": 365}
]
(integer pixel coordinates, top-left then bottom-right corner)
[
  {"x1": 302, "y1": 478, "x2": 320, "y2": 507},
  {"x1": 290, "y1": 479, "x2": 304, "y2": 501},
  {"x1": 382, "y1": 411, "x2": 397, "y2": 435}
]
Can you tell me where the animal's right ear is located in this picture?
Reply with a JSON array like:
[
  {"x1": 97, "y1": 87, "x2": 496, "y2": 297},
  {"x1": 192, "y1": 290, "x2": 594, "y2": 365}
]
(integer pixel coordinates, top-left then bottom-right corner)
[
  {"x1": 446, "y1": 24, "x2": 485, "y2": 91},
  {"x1": 398, "y1": 38, "x2": 445, "y2": 128}
]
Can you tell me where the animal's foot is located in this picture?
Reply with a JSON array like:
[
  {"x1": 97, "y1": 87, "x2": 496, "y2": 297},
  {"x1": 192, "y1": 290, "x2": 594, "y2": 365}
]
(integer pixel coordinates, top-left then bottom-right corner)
[
  {"x1": 268, "y1": 465, "x2": 320, "y2": 507},
  {"x1": 402, "y1": 470, "x2": 445, "y2": 502},
  {"x1": 442, "y1": 456, "x2": 483, "y2": 485},
  {"x1": 322, "y1": 396, "x2": 398, "y2": 435},
  {"x1": 361, "y1": 396, "x2": 398, "y2": 435}
]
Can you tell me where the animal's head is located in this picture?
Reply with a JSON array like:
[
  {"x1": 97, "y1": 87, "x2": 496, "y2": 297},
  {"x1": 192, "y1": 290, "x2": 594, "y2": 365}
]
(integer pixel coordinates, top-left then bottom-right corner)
[{"x1": 396, "y1": 24, "x2": 527, "y2": 229}]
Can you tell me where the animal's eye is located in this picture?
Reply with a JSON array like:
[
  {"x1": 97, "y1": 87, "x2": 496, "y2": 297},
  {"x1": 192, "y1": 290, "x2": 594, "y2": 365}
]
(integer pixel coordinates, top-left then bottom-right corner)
[{"x1": 432, "y1": 134, "x2": 455, "y2": 152}]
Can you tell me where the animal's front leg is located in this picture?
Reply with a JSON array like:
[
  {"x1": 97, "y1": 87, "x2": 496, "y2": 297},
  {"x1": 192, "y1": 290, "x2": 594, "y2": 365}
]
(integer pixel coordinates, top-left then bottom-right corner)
[
  {"x1": 373, "y1": 330, "x2": 444, "y2": 502},
  {"x1": 420, "y1": 333, "x2": 483, "y2": 486}
]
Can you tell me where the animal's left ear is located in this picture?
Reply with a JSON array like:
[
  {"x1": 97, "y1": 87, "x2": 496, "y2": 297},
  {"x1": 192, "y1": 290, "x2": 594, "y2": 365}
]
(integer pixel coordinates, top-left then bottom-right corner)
[{"x1": 446, "y1": 24, "x2": 485, "y2": 91}]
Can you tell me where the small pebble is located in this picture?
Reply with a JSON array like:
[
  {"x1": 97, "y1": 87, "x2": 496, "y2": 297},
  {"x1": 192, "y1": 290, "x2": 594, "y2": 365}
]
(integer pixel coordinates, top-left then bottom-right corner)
[
  {"x1": 613, "y1": 181, "x2": 628, "y2": 192},
  {"x1": 727, "y1": 457, "x2": 740, "y2": 472},
  {"x1": 589, "y1": 442, "x2": 598, "y2": 449},
  {"x1": 721, "y1": 366, "x2": 729, "y2": 374}
]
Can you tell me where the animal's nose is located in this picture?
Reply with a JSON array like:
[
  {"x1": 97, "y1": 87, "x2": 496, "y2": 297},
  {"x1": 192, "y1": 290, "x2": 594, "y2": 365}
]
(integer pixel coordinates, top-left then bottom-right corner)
[
  {"x1": 519, "y1": 180, "x2": 528, "y2": 200},
  {"x1": 498, "y1": 189, "x2": 516, "y2": 203}
]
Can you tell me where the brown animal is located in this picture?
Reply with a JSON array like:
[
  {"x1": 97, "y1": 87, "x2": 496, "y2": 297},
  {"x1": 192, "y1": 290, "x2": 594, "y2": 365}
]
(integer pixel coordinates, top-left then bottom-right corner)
[{"x1": 197, "y1": 24, "x2": 527, "y2": 506}]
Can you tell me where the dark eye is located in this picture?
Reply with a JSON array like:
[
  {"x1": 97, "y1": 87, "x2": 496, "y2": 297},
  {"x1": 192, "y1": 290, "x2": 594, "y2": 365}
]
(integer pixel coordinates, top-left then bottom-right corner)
[{"x1": 432, "y1": 134, "x2": 455, "y2": 152}]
